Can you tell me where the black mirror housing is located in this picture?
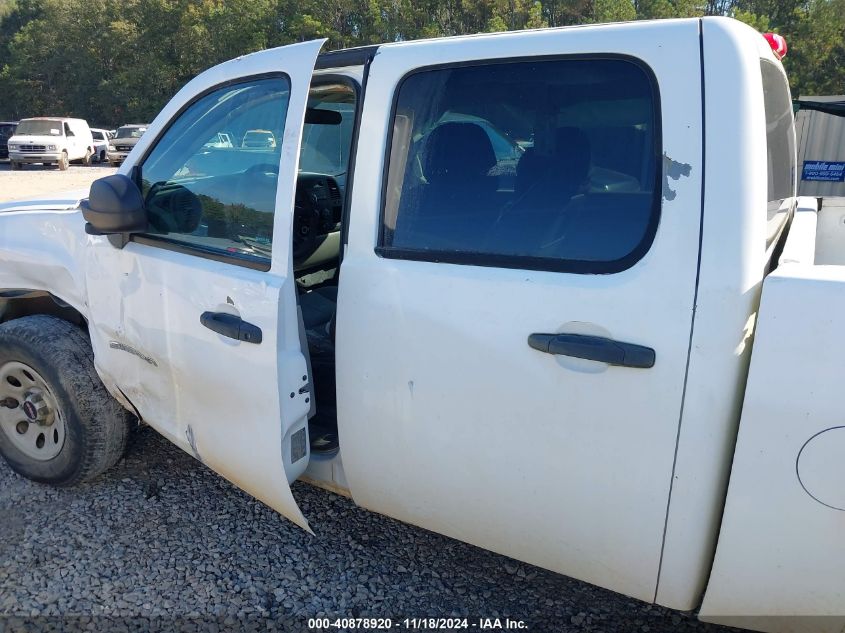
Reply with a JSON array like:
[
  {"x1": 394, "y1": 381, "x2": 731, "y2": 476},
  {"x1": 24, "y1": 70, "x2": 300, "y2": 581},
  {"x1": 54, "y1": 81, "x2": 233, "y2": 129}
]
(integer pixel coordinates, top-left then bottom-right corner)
[{"x1": 81, "y1": 174, "x2": 147, "y2": 235}]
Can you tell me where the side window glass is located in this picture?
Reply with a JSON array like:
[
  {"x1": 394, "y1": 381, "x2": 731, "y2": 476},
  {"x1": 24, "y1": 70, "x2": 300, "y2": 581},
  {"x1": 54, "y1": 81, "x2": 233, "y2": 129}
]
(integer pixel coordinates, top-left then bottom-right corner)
[
  {"x1": 139, "y1": 76, "x2": 291, "y2": 268},
  {"x1": 760, "y1": 60, "x2": 796, "y2": 250},
  {"x1": 380, "y1": 58, "x2": 661, "y2": 273},
  {"x1": 64, "y1": 123, "x2": 74, "y2": 137}
]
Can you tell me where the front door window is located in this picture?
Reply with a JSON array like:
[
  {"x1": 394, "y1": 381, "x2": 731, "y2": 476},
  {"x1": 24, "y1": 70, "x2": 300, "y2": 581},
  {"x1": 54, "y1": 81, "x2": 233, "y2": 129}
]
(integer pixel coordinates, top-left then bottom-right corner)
[{"x1": 138, "y1": 76, "x2": 292, "y2": 269}]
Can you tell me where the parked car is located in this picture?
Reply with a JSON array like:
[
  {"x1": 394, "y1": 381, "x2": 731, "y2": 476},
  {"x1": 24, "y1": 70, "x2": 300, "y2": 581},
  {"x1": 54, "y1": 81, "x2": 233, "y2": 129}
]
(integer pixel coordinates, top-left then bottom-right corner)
[
  {"x1": 107, "y1": 124, "x2": 148, "y2": 165},
  {"x1": 0, "y1": 18, "x2": 835, "y2": 633},
  {"x1": 7, "y1": 117, "x2": 95, "y2": 170},
  {"x1": 90, "y1": 128, "x2": 110, "y2": 163},
  {"x1": 241, "y1": 128, "x2": 277, "y2": 148},
  {"x1": 0, "y1": 121, "x2": 17, "y2": 160},
  {"x1": 203, "y1": 132, "x2": 234, "y2": 149}
]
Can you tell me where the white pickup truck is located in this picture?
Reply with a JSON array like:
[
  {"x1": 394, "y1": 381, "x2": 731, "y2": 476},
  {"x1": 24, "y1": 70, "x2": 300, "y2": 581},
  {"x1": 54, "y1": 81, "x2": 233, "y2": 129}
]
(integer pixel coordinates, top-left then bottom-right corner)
[{"x1": 0, "y1": 17, "x2": 839, "y2": 632}]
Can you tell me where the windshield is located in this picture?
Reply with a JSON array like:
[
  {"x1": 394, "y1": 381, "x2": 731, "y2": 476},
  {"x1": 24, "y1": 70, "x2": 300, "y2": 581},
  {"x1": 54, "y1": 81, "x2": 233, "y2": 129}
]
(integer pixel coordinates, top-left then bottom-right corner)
[
  {"x1": 299, "y1": 83, "x2": 356, "y2": 176},
  {"x1": 15, "y1": 120, "x2": 62, "y2": 136},
  {"x1": 0, "y1": 124, "x2": 16, "y2": 141},
  {"x1": 116, "y1": 126, "x2": 146, "y2": 139}
]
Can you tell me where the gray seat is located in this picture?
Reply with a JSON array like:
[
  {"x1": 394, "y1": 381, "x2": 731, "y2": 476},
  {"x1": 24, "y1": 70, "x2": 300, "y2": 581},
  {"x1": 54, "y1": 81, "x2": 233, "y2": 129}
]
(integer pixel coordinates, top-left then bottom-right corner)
[
  {"x1": 514, "y1": 126, "x2": 592, "y2": 203},
  {"x1": 391, "y1": 121, "x2": 498, "y2": 249},
  {"x1": 299, "y1": 285, "x2": 338, "y2": 330},
  {"x1": 481, "y1": 128, "x2": 593, "y2": 256}
]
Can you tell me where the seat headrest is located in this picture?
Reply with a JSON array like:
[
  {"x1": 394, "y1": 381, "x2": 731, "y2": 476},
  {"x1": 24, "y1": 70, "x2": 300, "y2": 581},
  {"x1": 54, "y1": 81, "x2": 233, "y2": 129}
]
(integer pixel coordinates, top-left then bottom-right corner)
[
  {"x1": 422, "y1": 121, "x2": 497, "y2": 184},
  {"x1": 515, "y1": 126, "x2": 592, "y2": 197},
  {"x1": 552, "y1": 126, "x2": 592, "y2": 186}
]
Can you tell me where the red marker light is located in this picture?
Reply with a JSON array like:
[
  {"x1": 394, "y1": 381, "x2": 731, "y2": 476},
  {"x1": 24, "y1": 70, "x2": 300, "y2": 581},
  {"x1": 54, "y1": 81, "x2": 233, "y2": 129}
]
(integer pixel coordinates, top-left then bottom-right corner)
[{"x1": 763, "y1": 32, "x2": 787, "y2": 60}]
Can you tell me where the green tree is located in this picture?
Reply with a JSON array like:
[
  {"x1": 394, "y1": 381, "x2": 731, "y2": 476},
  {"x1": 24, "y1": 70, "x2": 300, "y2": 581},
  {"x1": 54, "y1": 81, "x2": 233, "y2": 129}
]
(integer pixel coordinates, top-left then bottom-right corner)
[
  {"x1": 784, "y1": 0, "x2": 845, "y2": 95},
  {"x1": 0, "y1": 0, "x2": 843, "y2": 124}
]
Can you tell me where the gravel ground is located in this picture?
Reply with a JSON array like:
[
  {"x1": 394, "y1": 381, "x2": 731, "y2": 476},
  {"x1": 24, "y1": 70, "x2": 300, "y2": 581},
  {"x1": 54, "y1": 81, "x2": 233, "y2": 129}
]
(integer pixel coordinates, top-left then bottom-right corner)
[
  {"x1": 0, "y1": 427, "x2": 735, "y2": 633},
  {"x1": 0, "y1": 161, "x2": 116, "y2": 202},
  {"x1": 0, "y1": 156, "x2": 735, "y2": 633}
]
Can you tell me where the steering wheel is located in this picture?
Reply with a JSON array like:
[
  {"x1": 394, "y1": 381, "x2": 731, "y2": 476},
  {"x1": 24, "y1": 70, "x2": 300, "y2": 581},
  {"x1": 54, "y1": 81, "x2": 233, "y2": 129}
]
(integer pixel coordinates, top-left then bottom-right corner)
[
  {"x1": 293, "y1": 184, "x2": 321, "y2": 263},
  {"x1": 145, "y1": 181, "x2": 203, "y2": 234}
]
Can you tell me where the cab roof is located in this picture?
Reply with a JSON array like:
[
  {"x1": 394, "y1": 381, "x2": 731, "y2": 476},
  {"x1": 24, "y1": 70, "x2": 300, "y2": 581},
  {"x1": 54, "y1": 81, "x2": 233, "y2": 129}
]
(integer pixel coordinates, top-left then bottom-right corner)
[{"x1": 314, "y1": 17, "x2": 772, "y2": 69}]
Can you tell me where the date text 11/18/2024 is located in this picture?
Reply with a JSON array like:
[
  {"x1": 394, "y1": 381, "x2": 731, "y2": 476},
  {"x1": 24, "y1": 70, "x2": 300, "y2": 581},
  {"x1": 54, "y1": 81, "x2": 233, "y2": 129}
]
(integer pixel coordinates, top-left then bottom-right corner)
[{"x1": 307, "y1": 617, "x2": 529, "y2": 630}]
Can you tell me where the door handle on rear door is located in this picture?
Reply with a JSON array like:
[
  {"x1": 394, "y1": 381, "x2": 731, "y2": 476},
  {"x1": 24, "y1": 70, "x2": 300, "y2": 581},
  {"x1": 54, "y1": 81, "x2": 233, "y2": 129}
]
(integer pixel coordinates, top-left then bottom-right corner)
[
  {"x1": 200, "y1": 312, "x2": 263, "y2": 344},
  {"x1": 528, "y1": 333, "x2": 655, "y2": 368}
]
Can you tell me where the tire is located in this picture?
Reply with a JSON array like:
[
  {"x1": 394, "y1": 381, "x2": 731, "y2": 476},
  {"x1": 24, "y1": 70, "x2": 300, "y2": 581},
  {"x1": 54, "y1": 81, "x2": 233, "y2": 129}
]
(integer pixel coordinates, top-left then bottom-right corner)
[
  {"x1": 57, "y1": 151, "x2": 69, "y2": 171},
  {"x1": 99, "y1": 150, "x2": 106, "y2": 163},
  {"x1": 83, "y1": 148, "x2": 92, "y2": 166},
  {"x1": 10, "y1": 161, "x2": 21, "y2": 171},
  {"x1": 0, "y1": 315, "x2": 132, "y2": 486}
]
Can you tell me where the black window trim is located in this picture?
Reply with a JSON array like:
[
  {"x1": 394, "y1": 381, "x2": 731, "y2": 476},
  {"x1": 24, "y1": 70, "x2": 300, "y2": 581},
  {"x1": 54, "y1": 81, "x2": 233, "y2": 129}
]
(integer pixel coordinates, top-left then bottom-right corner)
[
  {"x1": 315, "y1": 45, "x2": 379, "y2": 70},
  {"x1": 375, "y1": 53, "x2": 664, "y2": 275},
  {"x1": 133, "y1": 234, "x2": 272, "y2": 272},
  {"x1": 131, "y1": 71, "x2": 293, "y2": 273}
]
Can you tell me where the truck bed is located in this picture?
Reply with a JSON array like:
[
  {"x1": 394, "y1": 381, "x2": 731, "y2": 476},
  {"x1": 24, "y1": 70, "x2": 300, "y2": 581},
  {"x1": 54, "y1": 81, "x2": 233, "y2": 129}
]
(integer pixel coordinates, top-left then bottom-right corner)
[
  {"x1": 780, "y1": 195, "x2": 845, "y2": 266},
  {"x1": 700, "y1": 196, "x2": 845, "y2": 632}
]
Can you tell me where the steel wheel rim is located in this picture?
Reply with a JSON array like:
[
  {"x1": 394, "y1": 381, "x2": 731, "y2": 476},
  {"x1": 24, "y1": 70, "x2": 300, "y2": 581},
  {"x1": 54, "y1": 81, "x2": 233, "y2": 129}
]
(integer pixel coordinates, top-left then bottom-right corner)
[{"x1": 0, "y1": 361, "x2": 66, "y2": 460}]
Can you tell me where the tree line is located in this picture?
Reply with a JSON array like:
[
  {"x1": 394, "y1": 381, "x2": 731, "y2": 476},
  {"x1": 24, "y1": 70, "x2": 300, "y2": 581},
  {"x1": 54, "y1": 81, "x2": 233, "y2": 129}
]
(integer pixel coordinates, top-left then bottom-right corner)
[{"x1": 0, "y1": 0, "x2": 842, "y2": 127}]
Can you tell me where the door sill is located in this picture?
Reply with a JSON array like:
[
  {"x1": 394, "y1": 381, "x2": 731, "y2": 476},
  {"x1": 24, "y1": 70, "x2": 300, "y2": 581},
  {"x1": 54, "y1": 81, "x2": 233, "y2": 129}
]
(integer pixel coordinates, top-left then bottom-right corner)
[{"x1": 302, "y1": 448, "x2": 351, "y2": 498}]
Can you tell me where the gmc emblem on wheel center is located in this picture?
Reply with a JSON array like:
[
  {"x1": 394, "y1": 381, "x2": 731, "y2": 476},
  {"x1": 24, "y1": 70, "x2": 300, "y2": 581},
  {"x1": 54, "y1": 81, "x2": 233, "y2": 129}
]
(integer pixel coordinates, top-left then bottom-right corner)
[{"x1": 23, "y1": 400, "x2": 37, "y2": 420}]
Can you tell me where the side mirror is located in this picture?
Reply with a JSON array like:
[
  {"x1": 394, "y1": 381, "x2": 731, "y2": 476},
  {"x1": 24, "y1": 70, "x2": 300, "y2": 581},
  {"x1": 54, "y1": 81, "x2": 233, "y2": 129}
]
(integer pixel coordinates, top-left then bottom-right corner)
[{"x1": 81, "y1": 174, "x2": 147, "y2": 236}]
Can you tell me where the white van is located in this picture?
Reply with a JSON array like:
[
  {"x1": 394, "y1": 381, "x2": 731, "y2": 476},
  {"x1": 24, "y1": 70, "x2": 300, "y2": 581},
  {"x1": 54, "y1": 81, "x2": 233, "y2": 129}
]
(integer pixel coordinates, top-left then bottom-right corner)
[{"x1": 8, "y1": 117, "x2": 94, "y2": 170}]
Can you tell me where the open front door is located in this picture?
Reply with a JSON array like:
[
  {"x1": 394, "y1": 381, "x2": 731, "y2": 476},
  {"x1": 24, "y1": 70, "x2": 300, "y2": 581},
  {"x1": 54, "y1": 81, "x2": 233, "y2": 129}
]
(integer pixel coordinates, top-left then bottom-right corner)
[{"x1": 85, "y1": 40, "x2": 326, "y2": 530}]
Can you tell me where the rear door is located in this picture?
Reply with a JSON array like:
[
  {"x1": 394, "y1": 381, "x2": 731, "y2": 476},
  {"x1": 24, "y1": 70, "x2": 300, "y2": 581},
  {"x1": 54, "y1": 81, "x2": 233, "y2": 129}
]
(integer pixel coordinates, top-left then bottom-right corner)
[
  {"x1": 86, "y1": 40, "x2": 325, "y2": 530},
  {"x1": 338, "y1": 22, "x2": 703, "y2": 601}
]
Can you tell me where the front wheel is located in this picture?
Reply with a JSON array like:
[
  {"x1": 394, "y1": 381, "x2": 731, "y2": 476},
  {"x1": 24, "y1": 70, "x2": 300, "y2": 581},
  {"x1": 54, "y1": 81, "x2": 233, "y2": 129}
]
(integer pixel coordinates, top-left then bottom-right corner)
[
  {"x1": 10, "y1": 160, "x2": 21, "y2": 171},
  {"x1": 0, "y1": 316, "x2": 132, "y2": 486},
  {"x1": 57, "y1": 151, "x2": 69, "y2": 171}
]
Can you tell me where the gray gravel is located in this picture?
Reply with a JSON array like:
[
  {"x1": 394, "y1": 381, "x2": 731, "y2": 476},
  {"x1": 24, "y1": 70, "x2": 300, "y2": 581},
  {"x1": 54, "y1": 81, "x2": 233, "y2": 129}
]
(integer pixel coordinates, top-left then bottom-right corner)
[
  {"x1": 0, "y1": 161, "x2": 116, "y2": 203},
  {"x1": 0, "y1": 427, "x2": 735, "y2": 633}
]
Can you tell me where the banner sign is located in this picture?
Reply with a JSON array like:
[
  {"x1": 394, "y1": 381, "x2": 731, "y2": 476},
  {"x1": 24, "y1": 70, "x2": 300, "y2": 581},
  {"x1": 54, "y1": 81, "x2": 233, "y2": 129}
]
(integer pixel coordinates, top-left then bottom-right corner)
[{"x1": 802, "y1": 161, "x2": 845, "y2": 182}]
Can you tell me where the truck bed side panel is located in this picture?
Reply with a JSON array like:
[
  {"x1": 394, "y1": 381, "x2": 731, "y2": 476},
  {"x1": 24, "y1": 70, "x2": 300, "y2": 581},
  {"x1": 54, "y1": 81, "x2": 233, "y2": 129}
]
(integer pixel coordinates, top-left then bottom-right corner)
[{"x1": 700, "y1": 260, "x2": 845, "y2": 631}]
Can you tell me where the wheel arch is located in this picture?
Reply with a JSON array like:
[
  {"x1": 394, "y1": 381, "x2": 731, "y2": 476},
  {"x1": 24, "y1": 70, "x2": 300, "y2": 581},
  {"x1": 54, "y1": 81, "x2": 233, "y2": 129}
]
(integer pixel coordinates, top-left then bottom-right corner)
[
  {"x1": 0, "y1": 290, "x2": 87, "y2": 330},
  {"x1": 0, "y1": 289, "x2": 141, "y2": 420}
]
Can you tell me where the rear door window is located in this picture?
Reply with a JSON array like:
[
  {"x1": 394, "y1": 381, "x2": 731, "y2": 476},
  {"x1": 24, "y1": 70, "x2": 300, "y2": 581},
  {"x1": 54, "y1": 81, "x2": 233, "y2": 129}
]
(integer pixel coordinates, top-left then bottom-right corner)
[{"x1": 379, "y1": 57, "x2": 661, "y2": 273}]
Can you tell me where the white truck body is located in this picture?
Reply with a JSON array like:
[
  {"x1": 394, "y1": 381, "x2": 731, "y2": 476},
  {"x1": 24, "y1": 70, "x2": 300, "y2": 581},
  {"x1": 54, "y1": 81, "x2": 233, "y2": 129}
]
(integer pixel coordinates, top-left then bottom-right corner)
[{"x1": 0, "y1": 17, "x2": 838, "y2": 632}]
